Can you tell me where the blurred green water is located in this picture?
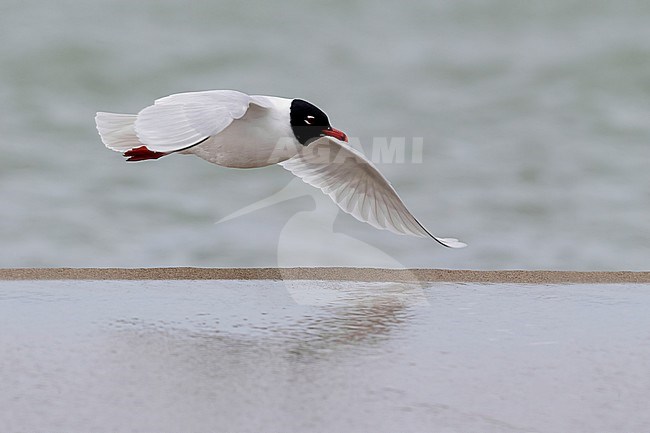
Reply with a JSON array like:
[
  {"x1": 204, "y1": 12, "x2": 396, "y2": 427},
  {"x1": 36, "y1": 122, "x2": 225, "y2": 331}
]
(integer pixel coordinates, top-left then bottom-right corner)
[{"x1": 1, "y1": 0, "x2": 649, "y2": 269}]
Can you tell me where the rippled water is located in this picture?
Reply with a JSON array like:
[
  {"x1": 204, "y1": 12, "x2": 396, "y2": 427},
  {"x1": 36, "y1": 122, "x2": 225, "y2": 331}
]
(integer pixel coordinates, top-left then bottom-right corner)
[
  {"x1": 1, "y1": 0, "x2": 649, "y2": 269},
  {"x1": 2, "y1": 280, "x2": 650, "y2": 432}
]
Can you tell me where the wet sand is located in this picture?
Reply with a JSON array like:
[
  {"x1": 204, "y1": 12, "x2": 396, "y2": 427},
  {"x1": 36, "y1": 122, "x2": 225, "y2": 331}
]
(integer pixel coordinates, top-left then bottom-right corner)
[
  {"x1": 2, "y1": 279, "x2": 650, "y2": 433},
  {"x1": 1, "y1": 267, "x2": 649, "y2": 283}
]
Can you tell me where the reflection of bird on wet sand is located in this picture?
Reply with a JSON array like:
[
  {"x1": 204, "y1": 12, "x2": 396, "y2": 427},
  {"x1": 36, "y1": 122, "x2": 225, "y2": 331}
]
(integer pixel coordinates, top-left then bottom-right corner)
[
  {"x1": 108, "y1": 281, "x2": 425, "y2": 361},
  {"x1": 97, "y1": 281, "x2": 433, "y2": 431},
  {"x1": 280, "y1": 283, "x2": 418, "y2": 360}
]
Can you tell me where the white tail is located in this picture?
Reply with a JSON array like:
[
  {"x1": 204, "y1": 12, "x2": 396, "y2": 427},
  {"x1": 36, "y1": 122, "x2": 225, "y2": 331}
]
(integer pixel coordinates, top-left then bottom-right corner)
[{"x1": 95, "y1": 112, "x2": 140, "y2": 152}]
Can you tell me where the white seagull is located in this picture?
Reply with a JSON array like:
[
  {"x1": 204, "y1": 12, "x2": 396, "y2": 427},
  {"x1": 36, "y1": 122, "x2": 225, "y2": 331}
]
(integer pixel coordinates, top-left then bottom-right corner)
[{"x1": 95, "y1": 90, "x2": 466, "y2": 248}]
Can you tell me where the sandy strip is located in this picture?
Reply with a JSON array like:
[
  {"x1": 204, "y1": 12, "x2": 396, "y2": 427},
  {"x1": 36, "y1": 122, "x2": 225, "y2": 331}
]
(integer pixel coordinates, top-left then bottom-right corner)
[{"x1": 0, "y1": 268, "x2": 649, "y2": 283}]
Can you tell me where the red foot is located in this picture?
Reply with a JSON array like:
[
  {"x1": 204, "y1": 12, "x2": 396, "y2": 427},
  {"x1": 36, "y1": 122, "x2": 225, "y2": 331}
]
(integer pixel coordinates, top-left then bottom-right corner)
[{"x1": 124, "y1": 146, "x2": 168, "y2": 162}]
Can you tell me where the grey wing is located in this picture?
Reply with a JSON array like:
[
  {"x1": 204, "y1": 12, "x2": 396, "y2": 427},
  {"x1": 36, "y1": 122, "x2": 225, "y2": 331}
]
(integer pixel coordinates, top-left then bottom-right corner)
[
  {"x1": 133, "y1": 90, "x2": 272, "y2": 152},
  {"x1": 279, "y1": 136, "x2": 466, "y2": 248}
]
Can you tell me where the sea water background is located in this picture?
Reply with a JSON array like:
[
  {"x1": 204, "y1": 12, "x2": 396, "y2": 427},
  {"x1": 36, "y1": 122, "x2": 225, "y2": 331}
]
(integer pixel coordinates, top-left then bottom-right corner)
[{"x1": 1, "y1": 0, "x2": 649, "y2": 269}]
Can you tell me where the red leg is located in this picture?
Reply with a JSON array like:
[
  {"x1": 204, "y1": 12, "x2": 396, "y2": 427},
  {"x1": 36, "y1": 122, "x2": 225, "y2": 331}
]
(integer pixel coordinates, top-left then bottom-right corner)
[{"x1": 124, "y1": 146, "x2": 168, "y2": 162}]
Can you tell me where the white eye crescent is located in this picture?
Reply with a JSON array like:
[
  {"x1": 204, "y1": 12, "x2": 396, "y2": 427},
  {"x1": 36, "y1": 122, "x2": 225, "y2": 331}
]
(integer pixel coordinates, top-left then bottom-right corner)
[{"x1": 305, "y1": 115, "x2": 315, "y2": 125}]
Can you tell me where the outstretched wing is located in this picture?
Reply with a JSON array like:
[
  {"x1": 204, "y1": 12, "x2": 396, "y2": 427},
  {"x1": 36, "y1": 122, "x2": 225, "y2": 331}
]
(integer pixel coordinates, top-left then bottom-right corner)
[
  {"x1": 133, "y1": 90, "x2": 272, "y2": 152},
  {"x1": 279, "y1": 137, "x2": 466, "y2": 248}
]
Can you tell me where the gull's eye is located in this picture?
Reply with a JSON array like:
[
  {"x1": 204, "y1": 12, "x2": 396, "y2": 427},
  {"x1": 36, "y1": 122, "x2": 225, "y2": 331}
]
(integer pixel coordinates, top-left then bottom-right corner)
[{"x1": 304, "y1": 115, "x2": 315, "y2": 125}]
